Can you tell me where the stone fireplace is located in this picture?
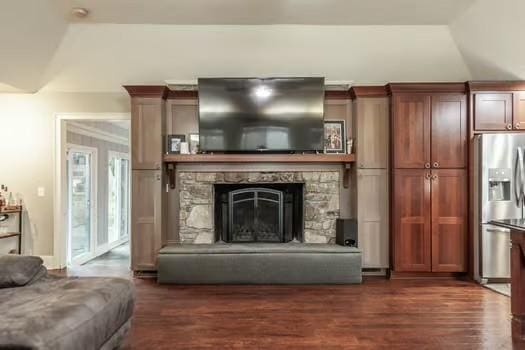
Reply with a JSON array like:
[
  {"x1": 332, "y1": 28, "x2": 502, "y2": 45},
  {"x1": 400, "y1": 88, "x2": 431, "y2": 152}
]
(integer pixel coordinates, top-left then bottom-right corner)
[{"x1": 178, "y1": 171, "x2": 340, "y2": 244}]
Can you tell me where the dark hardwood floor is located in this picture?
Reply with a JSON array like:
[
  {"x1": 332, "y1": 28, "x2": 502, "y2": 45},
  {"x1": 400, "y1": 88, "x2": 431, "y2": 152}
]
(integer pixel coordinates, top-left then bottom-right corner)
[{"x1": 119, "y1": 278, "x2": 515, "y2": 349}]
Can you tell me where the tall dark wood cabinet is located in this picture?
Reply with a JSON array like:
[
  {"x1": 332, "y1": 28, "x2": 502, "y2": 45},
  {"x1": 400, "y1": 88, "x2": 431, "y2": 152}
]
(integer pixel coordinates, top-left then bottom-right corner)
[
  {"x1": 124, "y1": 86, "x2": 168, "y2": 272},
  {"x1": 389, "y1": 84, "x2": 467, "y2": 275}
]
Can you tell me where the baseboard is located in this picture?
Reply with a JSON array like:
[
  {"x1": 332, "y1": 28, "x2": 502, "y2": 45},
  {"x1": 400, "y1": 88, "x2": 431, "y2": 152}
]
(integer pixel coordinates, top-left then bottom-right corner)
[{"x1": 40, "y1": 255, "x2": 59, "y2": 270}]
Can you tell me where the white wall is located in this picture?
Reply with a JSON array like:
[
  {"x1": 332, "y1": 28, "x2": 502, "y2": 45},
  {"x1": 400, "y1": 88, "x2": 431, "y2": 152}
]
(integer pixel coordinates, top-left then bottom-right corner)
[
  {"x1": 43, "y1": 24, "x2": 472, "y2": 92},
  {"x1": 450, "y1": 0, "x2": 525, "y2": 80},
  {"x1": 0, "y1": 92, "x2": 129, "y2": 257}
]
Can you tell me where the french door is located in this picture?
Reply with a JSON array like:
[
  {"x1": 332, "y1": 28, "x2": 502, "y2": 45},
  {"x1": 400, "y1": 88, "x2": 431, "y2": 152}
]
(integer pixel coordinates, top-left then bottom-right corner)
[
  {"x1": 67, "y1": 146, "x2": 97, "y2": 265},
  {"x1": 107, "y1": 152, "x2": 130, "y2": 246}
]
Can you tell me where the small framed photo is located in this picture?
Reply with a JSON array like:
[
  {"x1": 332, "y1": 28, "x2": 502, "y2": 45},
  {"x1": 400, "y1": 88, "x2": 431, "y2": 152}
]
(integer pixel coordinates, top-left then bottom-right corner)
[
  {"x1": 166, "y1": 134, "x2": 185, "y2": 154},
  {"x1": 189, "y1": 133, "x2": 200, "y2": 154},
  {"x1": 324, "y1": 120, "x2": 346, "y2": 154}
]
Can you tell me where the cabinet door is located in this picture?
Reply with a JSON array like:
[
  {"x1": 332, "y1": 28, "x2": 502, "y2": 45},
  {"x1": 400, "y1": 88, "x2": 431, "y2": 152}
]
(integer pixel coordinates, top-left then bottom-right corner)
[
  {"x1": 474, "y1": 93, "x2": 513, "y2": 131},
  {"x1": 357, "y1": 169, "x2": 389, "y2": 268},
  {"x1": 431, "y1": 169, "x2": 467, "y2": 272},
  {"x1": 131, "y1": 170, "x2": 162, "y2": 271},
  {"x1": 515, "y1": 92, "x2": 525, "y2": 130},
  {"x1": 393, "y1": 169, "x2": 431, "y2": 271},
  {"x1": 431, "y1": 94, "x2": 467, "y2": 169},
  {"x1": 356, "y1": 98, "x2": 389, "y2": 169},
  {"x1": 392, "y1": 94, "x2": 431, "y2": 169},
  {"x1": 132, "y1": 98, "x2": 164, "y2": 170}
]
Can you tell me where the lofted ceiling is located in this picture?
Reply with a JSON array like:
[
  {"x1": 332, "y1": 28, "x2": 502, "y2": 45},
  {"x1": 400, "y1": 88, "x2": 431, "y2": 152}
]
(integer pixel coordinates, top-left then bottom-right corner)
[
  {"x1": 1, "y1": 0, "x2": 524, "y2": 93},
  {"x1": 64, "y1": 0, "x2": 475, "y2": 25}
]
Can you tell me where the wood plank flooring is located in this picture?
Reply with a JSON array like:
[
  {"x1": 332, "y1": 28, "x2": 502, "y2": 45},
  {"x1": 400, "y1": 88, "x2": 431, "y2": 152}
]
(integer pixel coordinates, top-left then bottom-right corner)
[{"x1": 119, "y1": 278, "x2": 516, "y2": 349}]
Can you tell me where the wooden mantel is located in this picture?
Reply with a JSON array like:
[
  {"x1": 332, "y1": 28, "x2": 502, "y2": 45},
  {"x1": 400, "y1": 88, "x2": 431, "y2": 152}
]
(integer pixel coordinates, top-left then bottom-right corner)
[
  {"x1": 164, "y1": 153, "x2": 354, "y2": 163},
  {"x1": 164, "y1": 153, "x2": 355, "y2": 189}
]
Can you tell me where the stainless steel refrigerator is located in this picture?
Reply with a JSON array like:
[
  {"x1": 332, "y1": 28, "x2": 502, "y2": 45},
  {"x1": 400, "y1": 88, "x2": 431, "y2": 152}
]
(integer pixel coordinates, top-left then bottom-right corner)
[{"x1": 478, "y1": 133, "x2": 525, "y2": 282}]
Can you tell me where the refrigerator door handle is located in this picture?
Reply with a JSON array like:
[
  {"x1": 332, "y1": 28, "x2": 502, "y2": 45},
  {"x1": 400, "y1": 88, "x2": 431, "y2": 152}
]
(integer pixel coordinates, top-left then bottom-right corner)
[{"x1": 515, "y1": 147, "x2": 525, "y2": 207}]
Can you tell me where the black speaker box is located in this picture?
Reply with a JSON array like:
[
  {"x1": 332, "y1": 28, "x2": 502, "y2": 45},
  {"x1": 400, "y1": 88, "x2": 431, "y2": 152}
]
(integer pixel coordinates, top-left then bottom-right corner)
[{"x1": 336, "y1": 218, "x2": 358, "y2": 247}]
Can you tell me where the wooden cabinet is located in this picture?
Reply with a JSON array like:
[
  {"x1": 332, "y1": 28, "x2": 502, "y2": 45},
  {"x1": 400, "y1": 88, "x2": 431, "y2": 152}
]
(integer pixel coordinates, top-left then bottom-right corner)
[
  {"x1": 431, "y1": 95, "x2": 467, "y2": 169},
  {"x1": 392, "y1": 169, "x2": 467, "y2": 273},
  {"x1": 357, "y1": 169, "x2": 389, "y2": 268},
  {"x1": 131, "y1": 170, "x2": 163, "y2": 271},
  {"x1": 131, "y1": 98, "x2": 165, "y2": 170},
  {"x1": 515, "y1": 92, "x2": 525, "y2": 130},
  {"x1": 392, "y1": 93, "x2": 466, "y2": 169},
  {"x1": 474, "y1": 93, "x2": 513, "y2": 131},
  {"x1": 431, "y1": 169, "x2": 467, "y2": 272},
  {"x1": 393, "y1": 169, "x2": 431, "y2": 272},
  {"x1": 392, "y1": 94, "x2": 430, "y2": 169},
  {"x1": 355, "y1": 98, "x2": 389, "y2": 169}
]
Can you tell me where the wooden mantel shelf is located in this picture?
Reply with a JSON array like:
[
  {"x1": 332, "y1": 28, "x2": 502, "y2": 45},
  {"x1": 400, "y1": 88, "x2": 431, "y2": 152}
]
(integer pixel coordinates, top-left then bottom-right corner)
[
  {"x1": 164, "y1": 153, "x2": 355, "y2": 189},
  {"x1": 163, "y1": 153, "x2": 355, "y2": 164}
]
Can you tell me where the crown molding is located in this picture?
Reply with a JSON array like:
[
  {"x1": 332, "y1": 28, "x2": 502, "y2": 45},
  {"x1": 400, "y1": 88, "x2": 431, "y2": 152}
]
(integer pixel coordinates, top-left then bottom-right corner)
[
  {"x1": 386, "y1": 82, "x2": 466, "y2": 95},
  {"x1": 467, "y1": 81, "x2": 525, "y2": 92},
  {"x1": 123, "y1": 85, "x2": 168, "y2": 98},
  {"x1": 349, "y1": 86, "x2": 388, "y2": 99}
]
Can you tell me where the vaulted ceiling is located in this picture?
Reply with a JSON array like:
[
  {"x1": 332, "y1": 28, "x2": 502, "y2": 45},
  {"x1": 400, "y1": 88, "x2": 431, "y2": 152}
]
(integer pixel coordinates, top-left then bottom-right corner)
[{"x1": 2, "y1": 0, "x2": 524, "y2": 93}]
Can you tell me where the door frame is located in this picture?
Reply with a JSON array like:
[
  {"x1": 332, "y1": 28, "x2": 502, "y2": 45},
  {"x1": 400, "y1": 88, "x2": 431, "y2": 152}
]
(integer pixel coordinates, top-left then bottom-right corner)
[
  {"x1": 106, "y1": 150, "x2": 131, "y2": 248},
  {"x1": 54, "y1": 113, "x2": 131, "y2": 269},
  {"x1": 66, "y1": 144, "x2": 98, "y2": 265}
]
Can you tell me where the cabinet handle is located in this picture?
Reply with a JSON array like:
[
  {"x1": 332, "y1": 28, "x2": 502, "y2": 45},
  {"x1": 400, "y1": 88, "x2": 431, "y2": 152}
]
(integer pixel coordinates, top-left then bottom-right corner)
[
  {"x1": 425, "y1": 173, "x2": 432, "y2": 180},
  {"x1": 156, "y1": 174, "x2": 161, "y2": 181},
  {"x1": 507, "y1": 124, "x2": 513, "y2": 130},
  {"x1": 433, "y1": 162, "x2": 439, "y2": 168},
  {"x1": 424, "y1": 163, "x2": 431, "y2": 169},
  {"x1": 516, "y1": 123, "x2": 521, "y2": 130},
  {"x1": 431, "y1": 174, "x2": 438, "y2": 180}
]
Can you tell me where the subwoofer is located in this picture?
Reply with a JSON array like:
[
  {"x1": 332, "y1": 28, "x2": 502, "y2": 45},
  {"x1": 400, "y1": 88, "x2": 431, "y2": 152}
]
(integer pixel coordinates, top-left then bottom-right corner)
[{"x1": 336, "y1": 218, "x2": 358, "y2": 247}]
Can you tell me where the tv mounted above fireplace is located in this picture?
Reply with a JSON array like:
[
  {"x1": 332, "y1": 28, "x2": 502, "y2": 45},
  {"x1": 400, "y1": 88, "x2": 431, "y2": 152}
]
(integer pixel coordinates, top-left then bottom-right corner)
[{"x1": 198, "y1": 77, "x2": 325, "y2": 153}]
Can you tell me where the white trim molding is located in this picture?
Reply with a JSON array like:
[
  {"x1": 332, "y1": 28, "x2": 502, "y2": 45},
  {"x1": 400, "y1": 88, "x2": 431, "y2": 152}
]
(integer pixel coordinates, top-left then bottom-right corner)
[
  {"x1": 67, "y1": 121, "x2": 129, "y2": 146},
  {"x1": 54, "y1": 113, "x2": 131, "y2": 269}
]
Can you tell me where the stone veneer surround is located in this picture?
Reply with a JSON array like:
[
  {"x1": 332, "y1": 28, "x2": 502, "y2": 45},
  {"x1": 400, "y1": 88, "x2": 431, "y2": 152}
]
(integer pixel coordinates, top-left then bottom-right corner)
[{"x1": 179, "y1": 171, "x2": 340, "y2": 244}]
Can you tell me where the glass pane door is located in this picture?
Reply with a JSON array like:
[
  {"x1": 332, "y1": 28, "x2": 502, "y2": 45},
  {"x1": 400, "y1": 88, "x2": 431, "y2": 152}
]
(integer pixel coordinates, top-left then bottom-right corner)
[
  {"x1": 68, "y1": 149, "x2": 95, "y2": 264},
  {"x1": 108, "y1": 153, "x2": 130, "y2": 245}
]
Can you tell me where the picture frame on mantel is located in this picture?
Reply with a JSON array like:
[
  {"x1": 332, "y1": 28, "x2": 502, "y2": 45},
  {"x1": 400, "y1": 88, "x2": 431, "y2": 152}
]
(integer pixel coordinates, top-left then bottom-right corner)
[
  {"x1": 324, "y1": 120, "x2": 346, "y2": 154},
  {"x1": 189, "y1": 133, "x2": 200, "y2": 154},
  {"x1": 166, "y1": 134, "x2": 185, "y2": 154}
]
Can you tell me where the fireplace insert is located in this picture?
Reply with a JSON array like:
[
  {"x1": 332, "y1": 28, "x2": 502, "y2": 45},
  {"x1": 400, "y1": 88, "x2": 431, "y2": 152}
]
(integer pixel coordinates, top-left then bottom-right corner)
[{"x1": 214, "y1": 183, "x2": 303, "y2": 243}]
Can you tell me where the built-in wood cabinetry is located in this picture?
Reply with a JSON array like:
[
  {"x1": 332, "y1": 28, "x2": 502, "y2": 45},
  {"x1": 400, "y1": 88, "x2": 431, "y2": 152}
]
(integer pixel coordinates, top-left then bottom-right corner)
[
  {"x1": 124, "y1": 86, "x2": 167, "y2": 272},
  {"x1": 357, "y1": 169, "x2": 389, "y2": 268},
  {"x1": 431, "y1": 169, "x2": 467, "y2": 272},
  {"x1": 469, "y1": 82, "x2": 525, "y2": 132},
  {"x1": 131, "y1": 170, "x2": 163, "y2": 271},
  {"x1": 389, "y1": 84, "x2": 467, "y2": 274},
  {"x1": 392, "y1": 93, "x2": 466, "y2": 169},
  {"x1": 351, "y1": 87, "x2": 390, "y2": 269}
]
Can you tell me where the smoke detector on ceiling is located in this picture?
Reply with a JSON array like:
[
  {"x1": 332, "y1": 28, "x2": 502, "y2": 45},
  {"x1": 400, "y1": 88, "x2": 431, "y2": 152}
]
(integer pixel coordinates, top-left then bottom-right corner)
[{"x1": 71, "y1": 8, "x2": 89, "y2": 18}]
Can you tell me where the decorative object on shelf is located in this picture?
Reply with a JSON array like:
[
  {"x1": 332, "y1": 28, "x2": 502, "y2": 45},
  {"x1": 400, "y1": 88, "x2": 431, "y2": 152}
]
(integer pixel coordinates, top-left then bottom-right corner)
[
  {"x1": 166, "y1": 134, "x2": 186, "y2": 154},
  {"x1": 347, "y1": 138, "x2": 354, "y2": 154},
  {"x1": 324, "y1": 120, "x2": 346, "y2": 154},
  {"x1": 189, "y1": 133, "x2": 200, "y2": 154},
  {"x1": 180, "y1": 142, "x2": 190, "y2": 155}
]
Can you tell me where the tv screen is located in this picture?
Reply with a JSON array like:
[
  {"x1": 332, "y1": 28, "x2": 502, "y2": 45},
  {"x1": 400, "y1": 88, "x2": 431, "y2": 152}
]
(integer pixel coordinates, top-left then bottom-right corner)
[{"x1": 198, "y1": 77, "x2": 324, "y2": 152}]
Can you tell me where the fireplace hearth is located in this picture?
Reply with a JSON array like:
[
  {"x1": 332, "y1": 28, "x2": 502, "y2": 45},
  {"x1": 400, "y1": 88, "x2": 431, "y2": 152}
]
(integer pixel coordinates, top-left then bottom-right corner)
[{"x1": 215, "y1": 183, "x2": 303, "y2": 243}]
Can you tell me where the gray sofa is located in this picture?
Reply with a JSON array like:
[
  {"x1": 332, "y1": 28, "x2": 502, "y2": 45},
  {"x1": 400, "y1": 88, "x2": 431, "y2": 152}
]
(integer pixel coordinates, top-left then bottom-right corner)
[
  {"x1": 158, "y1": 243, "x2": 362, "y2": 284},
  {"x1": 0, "y1": 256, "x2": 135, "y2": 350}
]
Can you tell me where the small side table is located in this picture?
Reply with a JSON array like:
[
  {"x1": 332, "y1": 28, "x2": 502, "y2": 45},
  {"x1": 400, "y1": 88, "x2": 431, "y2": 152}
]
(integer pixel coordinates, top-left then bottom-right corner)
[{"x1": 0, "y1": 206, "x2": 23, "y2": 254}]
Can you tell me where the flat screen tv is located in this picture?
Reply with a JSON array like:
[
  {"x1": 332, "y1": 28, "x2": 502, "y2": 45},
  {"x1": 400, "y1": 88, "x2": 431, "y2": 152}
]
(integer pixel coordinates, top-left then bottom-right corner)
[{"x1": 198, "y1": 77, "x2": 324, "y2": 152}]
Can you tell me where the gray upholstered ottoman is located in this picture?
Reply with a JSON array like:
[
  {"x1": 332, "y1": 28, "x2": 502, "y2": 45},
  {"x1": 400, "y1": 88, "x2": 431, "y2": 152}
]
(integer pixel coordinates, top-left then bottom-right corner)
[{"x1": 158, "y1": 243, "x2": 362, "y2": 284}]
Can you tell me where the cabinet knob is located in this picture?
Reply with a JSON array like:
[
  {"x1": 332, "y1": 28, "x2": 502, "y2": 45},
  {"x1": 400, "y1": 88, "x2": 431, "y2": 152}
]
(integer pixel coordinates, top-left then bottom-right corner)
[
  {"x1": 433, "y1": 162, "x2": 439, "y2": 168},
  {"x1": 156, "y1": 174, "x2": 161, "y2": 181},
  {"x1": 516, "y1": 123, "x2": 521, "y2": 130},
  {"x1": 431, "y1": 174, "x2": 438, "y2": 180},
  {"x1": 425, "y1": 173, "x2": 432, "y2": 180},
  {"x1": 424, "y1": 163, "x2": 431, "y2": 169},
  {"x1": 155, "y1": 163, "x2": 161, "y2": 170},
  {"x1": 507, "y1": 124, "x2": 513, "y2": 130}
]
